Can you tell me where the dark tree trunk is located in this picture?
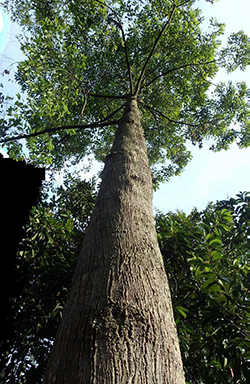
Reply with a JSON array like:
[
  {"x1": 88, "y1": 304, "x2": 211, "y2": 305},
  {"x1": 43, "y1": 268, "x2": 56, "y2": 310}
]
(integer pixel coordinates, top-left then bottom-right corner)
[{"x1": 44, "y1": 97, "x2": 185, "y2": 383}]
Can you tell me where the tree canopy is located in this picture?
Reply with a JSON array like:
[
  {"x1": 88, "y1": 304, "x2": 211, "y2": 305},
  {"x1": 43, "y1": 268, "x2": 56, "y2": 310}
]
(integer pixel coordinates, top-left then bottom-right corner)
[{"x1": 0, "y1": 0, "x2": 249, "y2": 183}]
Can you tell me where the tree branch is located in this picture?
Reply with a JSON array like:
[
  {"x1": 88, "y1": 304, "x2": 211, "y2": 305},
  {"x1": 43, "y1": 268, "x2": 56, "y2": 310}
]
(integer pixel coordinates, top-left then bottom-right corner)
[
  {"x1": 88, "y1": 93, "x2": 128, "y2": 99},
  {"x1": 56, "y1": 104, "x2": 126, "y2": 146},
  {"x1": 94, "y1": 0, "x2": 133, "y2": 95},
  {"x1": 143, "y1": 104, "x2": 162, "y2": 140},
  {"x1": 78, "y1": 93, "x2": 88, "y2": 123},
  {"x1": 192, "y1": 66, "x2": 217, "y2": 87},
  {"x1": 99, "y1": 103, "x2": 126, "y2": 123},
  {"x1": 120, "y1": 26, "x2": 133, "y2": 95},
  {"x1": 94, "y1": 0, "x2": 120, "y2": 19},
  {"x1": 176, "y1": 0, "x2": 194, "y2": 7},
  {"x1": 134, "y1": 6, "x2": 177, "y2": 96},
  {"x1": 0, "y1": 120, "x2": 120, "y2": 144},
  {"x1": 142, "y1": 60, "x2": 216, "y2": 89},
  {"x1": 142, "y1": 103, "x2": 200, "y2": 128}
]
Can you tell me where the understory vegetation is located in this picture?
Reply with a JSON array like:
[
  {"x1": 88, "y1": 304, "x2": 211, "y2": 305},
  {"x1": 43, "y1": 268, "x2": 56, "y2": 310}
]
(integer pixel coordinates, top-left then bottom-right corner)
[{"x1": 1, "y1": 180, "x2": 248, "y2": 384}]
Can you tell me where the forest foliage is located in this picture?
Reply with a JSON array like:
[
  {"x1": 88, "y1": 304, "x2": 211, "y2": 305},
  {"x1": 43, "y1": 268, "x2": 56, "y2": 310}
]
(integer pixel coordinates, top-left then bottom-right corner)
[{"x1": 1, "y1": 182, "x2": 248, "y2": 384}]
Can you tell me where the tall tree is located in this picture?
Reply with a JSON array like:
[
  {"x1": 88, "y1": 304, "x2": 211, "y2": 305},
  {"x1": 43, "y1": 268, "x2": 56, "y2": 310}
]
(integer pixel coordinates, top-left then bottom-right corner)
[{"x1": 1, "y1": 0, "x2": 248, "y2": 382}]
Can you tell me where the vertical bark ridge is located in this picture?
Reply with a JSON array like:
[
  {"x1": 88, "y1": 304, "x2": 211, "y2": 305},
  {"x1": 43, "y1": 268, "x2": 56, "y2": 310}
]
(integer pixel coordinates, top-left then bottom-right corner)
[{"x1": 44, "y1": 97, "x2": 185, "y2": 383}]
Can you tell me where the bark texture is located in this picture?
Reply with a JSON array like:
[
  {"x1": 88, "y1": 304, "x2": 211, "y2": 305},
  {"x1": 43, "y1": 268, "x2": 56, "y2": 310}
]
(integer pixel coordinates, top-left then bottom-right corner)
[{"x1": 44, "y1": 97, "x2": 185, "y2": 383}]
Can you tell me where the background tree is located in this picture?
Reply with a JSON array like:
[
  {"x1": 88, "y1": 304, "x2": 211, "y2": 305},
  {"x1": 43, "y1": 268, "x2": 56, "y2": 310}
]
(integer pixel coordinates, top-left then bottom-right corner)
[
  {"x1": 0, "y1": 0, "x2": 249, "y2": 383},
  {"x1": 0, "y1": 175, "x2": 97, "y2": 383},
  {"x1": 0, "y1": 155, "x2": 44, "y2": 381},
  {"x1": 156, "y1": 191, "x2": 249, "y2": 384}
]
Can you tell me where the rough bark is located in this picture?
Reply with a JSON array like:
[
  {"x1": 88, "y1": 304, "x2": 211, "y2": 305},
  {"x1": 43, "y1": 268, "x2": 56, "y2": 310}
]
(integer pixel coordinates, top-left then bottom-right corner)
[{"x1": 44, "y1": 97, "x2": 185, "y2": 383}]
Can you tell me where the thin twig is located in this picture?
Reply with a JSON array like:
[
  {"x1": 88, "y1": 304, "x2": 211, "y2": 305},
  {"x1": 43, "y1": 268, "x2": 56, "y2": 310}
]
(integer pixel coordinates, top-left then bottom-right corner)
[
  {"x1": 120, "y1": 26, "x2": 133, "y2": 95},
  {"x1": 94, "y1": 0, "x2": 121, "y2": 19},
  {"x1": 94, "y1": 0, "x2": 133, "y2": 94},
  {"x1": 142, "y1": 60, "x2": 216, "y2": 89},
  {"x1": 176, "y1": 0, "x2": 193, "y2": 7},
  {"x1": 143, "y1": 104, "x2": 162, "y2": 145},
  {"x1": 192, "y1": 67, "x2": 217, "y2": 87},
  {"x1": 143, "y1": 103, "x2": 200, "y2": 128},
  {"x1": 78, "y1": 93, "x2": 88, "y2": 123},
  {"x1": 99, "y1": 103, "x2": 126, "y2": 123},
  {"x1": 88, "y1": 93, "x2": 128, "y2": 99}
]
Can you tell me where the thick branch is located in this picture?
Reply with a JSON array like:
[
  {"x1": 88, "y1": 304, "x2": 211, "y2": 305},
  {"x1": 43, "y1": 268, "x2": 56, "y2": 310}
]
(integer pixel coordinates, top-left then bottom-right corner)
[
  {"x1": 57, "y1": 104, "x2": 126, "y2": 146},
  {"x1": 134, "y1": 6, "x2": 176, "y2": 96},
  {"x1": 0, "y1": 120, "x2": 119, "y2": 144}
]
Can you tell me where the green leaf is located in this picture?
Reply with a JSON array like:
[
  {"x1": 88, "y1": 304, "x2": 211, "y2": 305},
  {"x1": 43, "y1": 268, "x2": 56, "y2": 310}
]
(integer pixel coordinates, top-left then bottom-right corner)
[
  {"x1": 211, "y1": 250, "x2": 222, "y2": 261},
  {"x1": 176, "y1": 306, "x2": 188, "y2": 318},
  {"x1": 208, "y1": 238, "x2": 222, "y2": 247}
]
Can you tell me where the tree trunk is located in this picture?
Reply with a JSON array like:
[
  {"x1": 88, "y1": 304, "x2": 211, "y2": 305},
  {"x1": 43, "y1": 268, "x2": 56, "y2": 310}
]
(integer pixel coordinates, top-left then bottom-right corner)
[{"x1": 44, "y1": 97, "x2": 185, "y2": 383}]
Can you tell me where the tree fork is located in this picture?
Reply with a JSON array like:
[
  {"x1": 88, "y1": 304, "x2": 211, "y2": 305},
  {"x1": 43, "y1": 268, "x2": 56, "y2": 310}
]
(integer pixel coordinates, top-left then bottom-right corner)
[{"x1": 44, "y1": 97, "x2": 185, "y2": 383}]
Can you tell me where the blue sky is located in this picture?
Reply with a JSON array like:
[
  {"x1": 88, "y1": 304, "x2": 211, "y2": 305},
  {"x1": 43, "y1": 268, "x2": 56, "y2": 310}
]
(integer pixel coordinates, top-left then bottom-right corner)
[
  {"x1": 0, "y1": 0, "x2": 249, "y2": 213},
  {"x1": 0, "y1": 9, "x2": 21, "y2": 70}
]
